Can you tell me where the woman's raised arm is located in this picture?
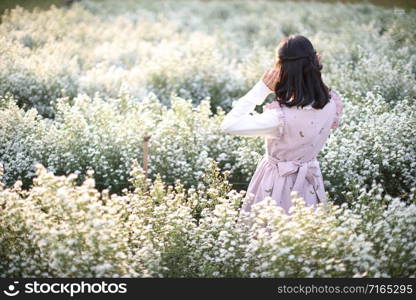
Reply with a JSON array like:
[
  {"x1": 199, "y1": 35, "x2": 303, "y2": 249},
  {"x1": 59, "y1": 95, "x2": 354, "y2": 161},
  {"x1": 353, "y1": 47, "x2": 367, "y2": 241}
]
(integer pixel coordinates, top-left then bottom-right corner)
[{"x1": 220, "y1": 70, "x2": 283, "y2": 138}]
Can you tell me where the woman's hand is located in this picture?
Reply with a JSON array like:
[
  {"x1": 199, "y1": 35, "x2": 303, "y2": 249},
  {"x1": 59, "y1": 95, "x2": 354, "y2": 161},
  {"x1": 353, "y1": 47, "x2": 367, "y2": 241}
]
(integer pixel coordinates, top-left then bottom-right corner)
[{"x1": 262, "y1": 68, "x2": 279, "y2": 91}]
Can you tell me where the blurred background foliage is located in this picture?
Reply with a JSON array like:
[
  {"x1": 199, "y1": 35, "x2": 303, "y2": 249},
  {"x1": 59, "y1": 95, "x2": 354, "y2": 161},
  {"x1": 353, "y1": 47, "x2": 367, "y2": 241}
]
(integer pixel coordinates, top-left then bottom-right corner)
[{"x1": 1, "y1": 0, "x2": 416, "y2": 16}]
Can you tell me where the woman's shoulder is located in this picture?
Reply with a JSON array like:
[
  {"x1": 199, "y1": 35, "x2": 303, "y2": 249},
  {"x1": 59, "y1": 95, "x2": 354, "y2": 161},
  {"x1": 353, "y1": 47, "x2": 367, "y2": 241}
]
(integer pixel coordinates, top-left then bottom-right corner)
[
  {"x1": 329, "y1": 90, "x2": 343, "y2": 108},
  {"x1": 329, "y1": 89, "x2": 344, "y2": 129},
  {"x1": 329, "y1": 89, "x2": 342, "y2": 104}
]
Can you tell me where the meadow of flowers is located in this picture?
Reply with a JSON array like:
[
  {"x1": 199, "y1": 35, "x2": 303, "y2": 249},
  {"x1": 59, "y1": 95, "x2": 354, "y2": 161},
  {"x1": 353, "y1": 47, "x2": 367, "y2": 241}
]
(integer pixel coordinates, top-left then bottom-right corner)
[
  {"x1": 1, "y1": 161, "x2": 415, "y2": 277},
  {"x1": 0, "y1": 0, "x2": 416, "y2": 277}
]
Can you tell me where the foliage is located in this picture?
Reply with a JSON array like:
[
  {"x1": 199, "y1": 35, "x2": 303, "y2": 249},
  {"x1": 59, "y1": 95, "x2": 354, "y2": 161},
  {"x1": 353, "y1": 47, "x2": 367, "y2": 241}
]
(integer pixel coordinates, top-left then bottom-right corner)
[{"x1": 1, "y1": 161, "x2": 415, "y2": 277}]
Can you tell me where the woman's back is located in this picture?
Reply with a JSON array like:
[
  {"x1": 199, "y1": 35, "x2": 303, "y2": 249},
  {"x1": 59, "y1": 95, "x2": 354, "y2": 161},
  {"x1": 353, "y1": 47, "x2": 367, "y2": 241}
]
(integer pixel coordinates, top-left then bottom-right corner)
[
  {"x1": 232, "y1": 89, "x2": 343, "y2": 215},
  {"x1": 221, "y1": 34, "x2": 344, "y2": 214},
  {"x1": 265, "y1": 90, "x2": 341, "y2": 163}
]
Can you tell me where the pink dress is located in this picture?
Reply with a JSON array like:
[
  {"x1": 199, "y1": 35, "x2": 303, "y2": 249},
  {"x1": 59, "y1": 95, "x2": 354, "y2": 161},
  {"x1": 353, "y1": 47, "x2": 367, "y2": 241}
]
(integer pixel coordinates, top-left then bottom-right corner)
[{"x1": 221, "y1": 79, "x2": 344, "y2": 214}]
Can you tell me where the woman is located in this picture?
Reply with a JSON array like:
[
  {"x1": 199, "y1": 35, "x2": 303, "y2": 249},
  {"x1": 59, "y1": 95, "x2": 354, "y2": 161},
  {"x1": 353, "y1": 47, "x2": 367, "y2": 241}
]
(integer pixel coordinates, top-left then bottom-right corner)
[{"x1": 220, "y1": 35, "x2": 344, "y2": 214}]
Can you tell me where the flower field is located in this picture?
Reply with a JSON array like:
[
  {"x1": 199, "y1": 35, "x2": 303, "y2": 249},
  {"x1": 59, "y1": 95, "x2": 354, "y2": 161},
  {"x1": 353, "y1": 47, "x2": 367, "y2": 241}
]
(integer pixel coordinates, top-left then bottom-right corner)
[{"x1": 0, "y1": 0, "x2": 415, "y2": 277}]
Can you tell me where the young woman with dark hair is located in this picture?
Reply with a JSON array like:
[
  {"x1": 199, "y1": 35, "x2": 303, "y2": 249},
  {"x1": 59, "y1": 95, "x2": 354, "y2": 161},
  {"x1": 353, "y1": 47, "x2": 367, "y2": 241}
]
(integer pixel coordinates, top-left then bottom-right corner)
[{"x1": 221, "y1": 35, "x2": 344, "y2": 214}]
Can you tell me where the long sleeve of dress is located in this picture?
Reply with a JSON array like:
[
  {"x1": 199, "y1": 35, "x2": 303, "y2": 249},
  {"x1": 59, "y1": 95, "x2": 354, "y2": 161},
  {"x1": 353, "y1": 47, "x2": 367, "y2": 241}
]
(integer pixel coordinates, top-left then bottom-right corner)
[{"x1": 220, "y1": 80, "x2": 284, "y2": 138}]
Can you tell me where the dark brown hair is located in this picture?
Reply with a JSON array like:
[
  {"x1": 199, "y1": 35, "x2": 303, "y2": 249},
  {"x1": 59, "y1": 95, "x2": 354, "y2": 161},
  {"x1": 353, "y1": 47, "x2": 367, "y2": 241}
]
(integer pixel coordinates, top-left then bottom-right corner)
[{"x1": 273, "y1": 35, "x2": 331, "y2": 109}]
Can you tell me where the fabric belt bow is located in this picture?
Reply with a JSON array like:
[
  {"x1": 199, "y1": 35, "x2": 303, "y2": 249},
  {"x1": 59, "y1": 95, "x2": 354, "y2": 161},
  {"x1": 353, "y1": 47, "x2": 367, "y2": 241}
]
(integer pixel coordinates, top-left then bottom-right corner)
[{"x1": 267, "y1": 155, "x2": 321, "y2": 200}]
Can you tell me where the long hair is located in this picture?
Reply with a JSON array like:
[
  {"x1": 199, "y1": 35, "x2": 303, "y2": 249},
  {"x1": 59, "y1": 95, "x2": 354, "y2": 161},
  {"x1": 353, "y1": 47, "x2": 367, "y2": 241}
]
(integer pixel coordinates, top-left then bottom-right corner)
[{"x1": 273, "y1": 35, "x2": 331, "y2": 109}]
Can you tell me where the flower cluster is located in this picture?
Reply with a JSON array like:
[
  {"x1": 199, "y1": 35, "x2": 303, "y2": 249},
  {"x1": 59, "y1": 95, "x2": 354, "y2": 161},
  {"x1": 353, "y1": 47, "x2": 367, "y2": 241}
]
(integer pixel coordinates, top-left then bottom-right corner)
[
  {"x1": 1, "y1": 0, "x2": 415, "y2": 277},
  {"x1": 1, "y1": 87, "x2": 414, "y2": 202},
  {"x1": 1, "y1": 1, "x2": 414, "y2": 117},
  {"x1": 0, "y1": 161, "x2": 415, "y2": 277},
  {"x1": 1, "y1": 0, "x2": 415, "y2": 201}
]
